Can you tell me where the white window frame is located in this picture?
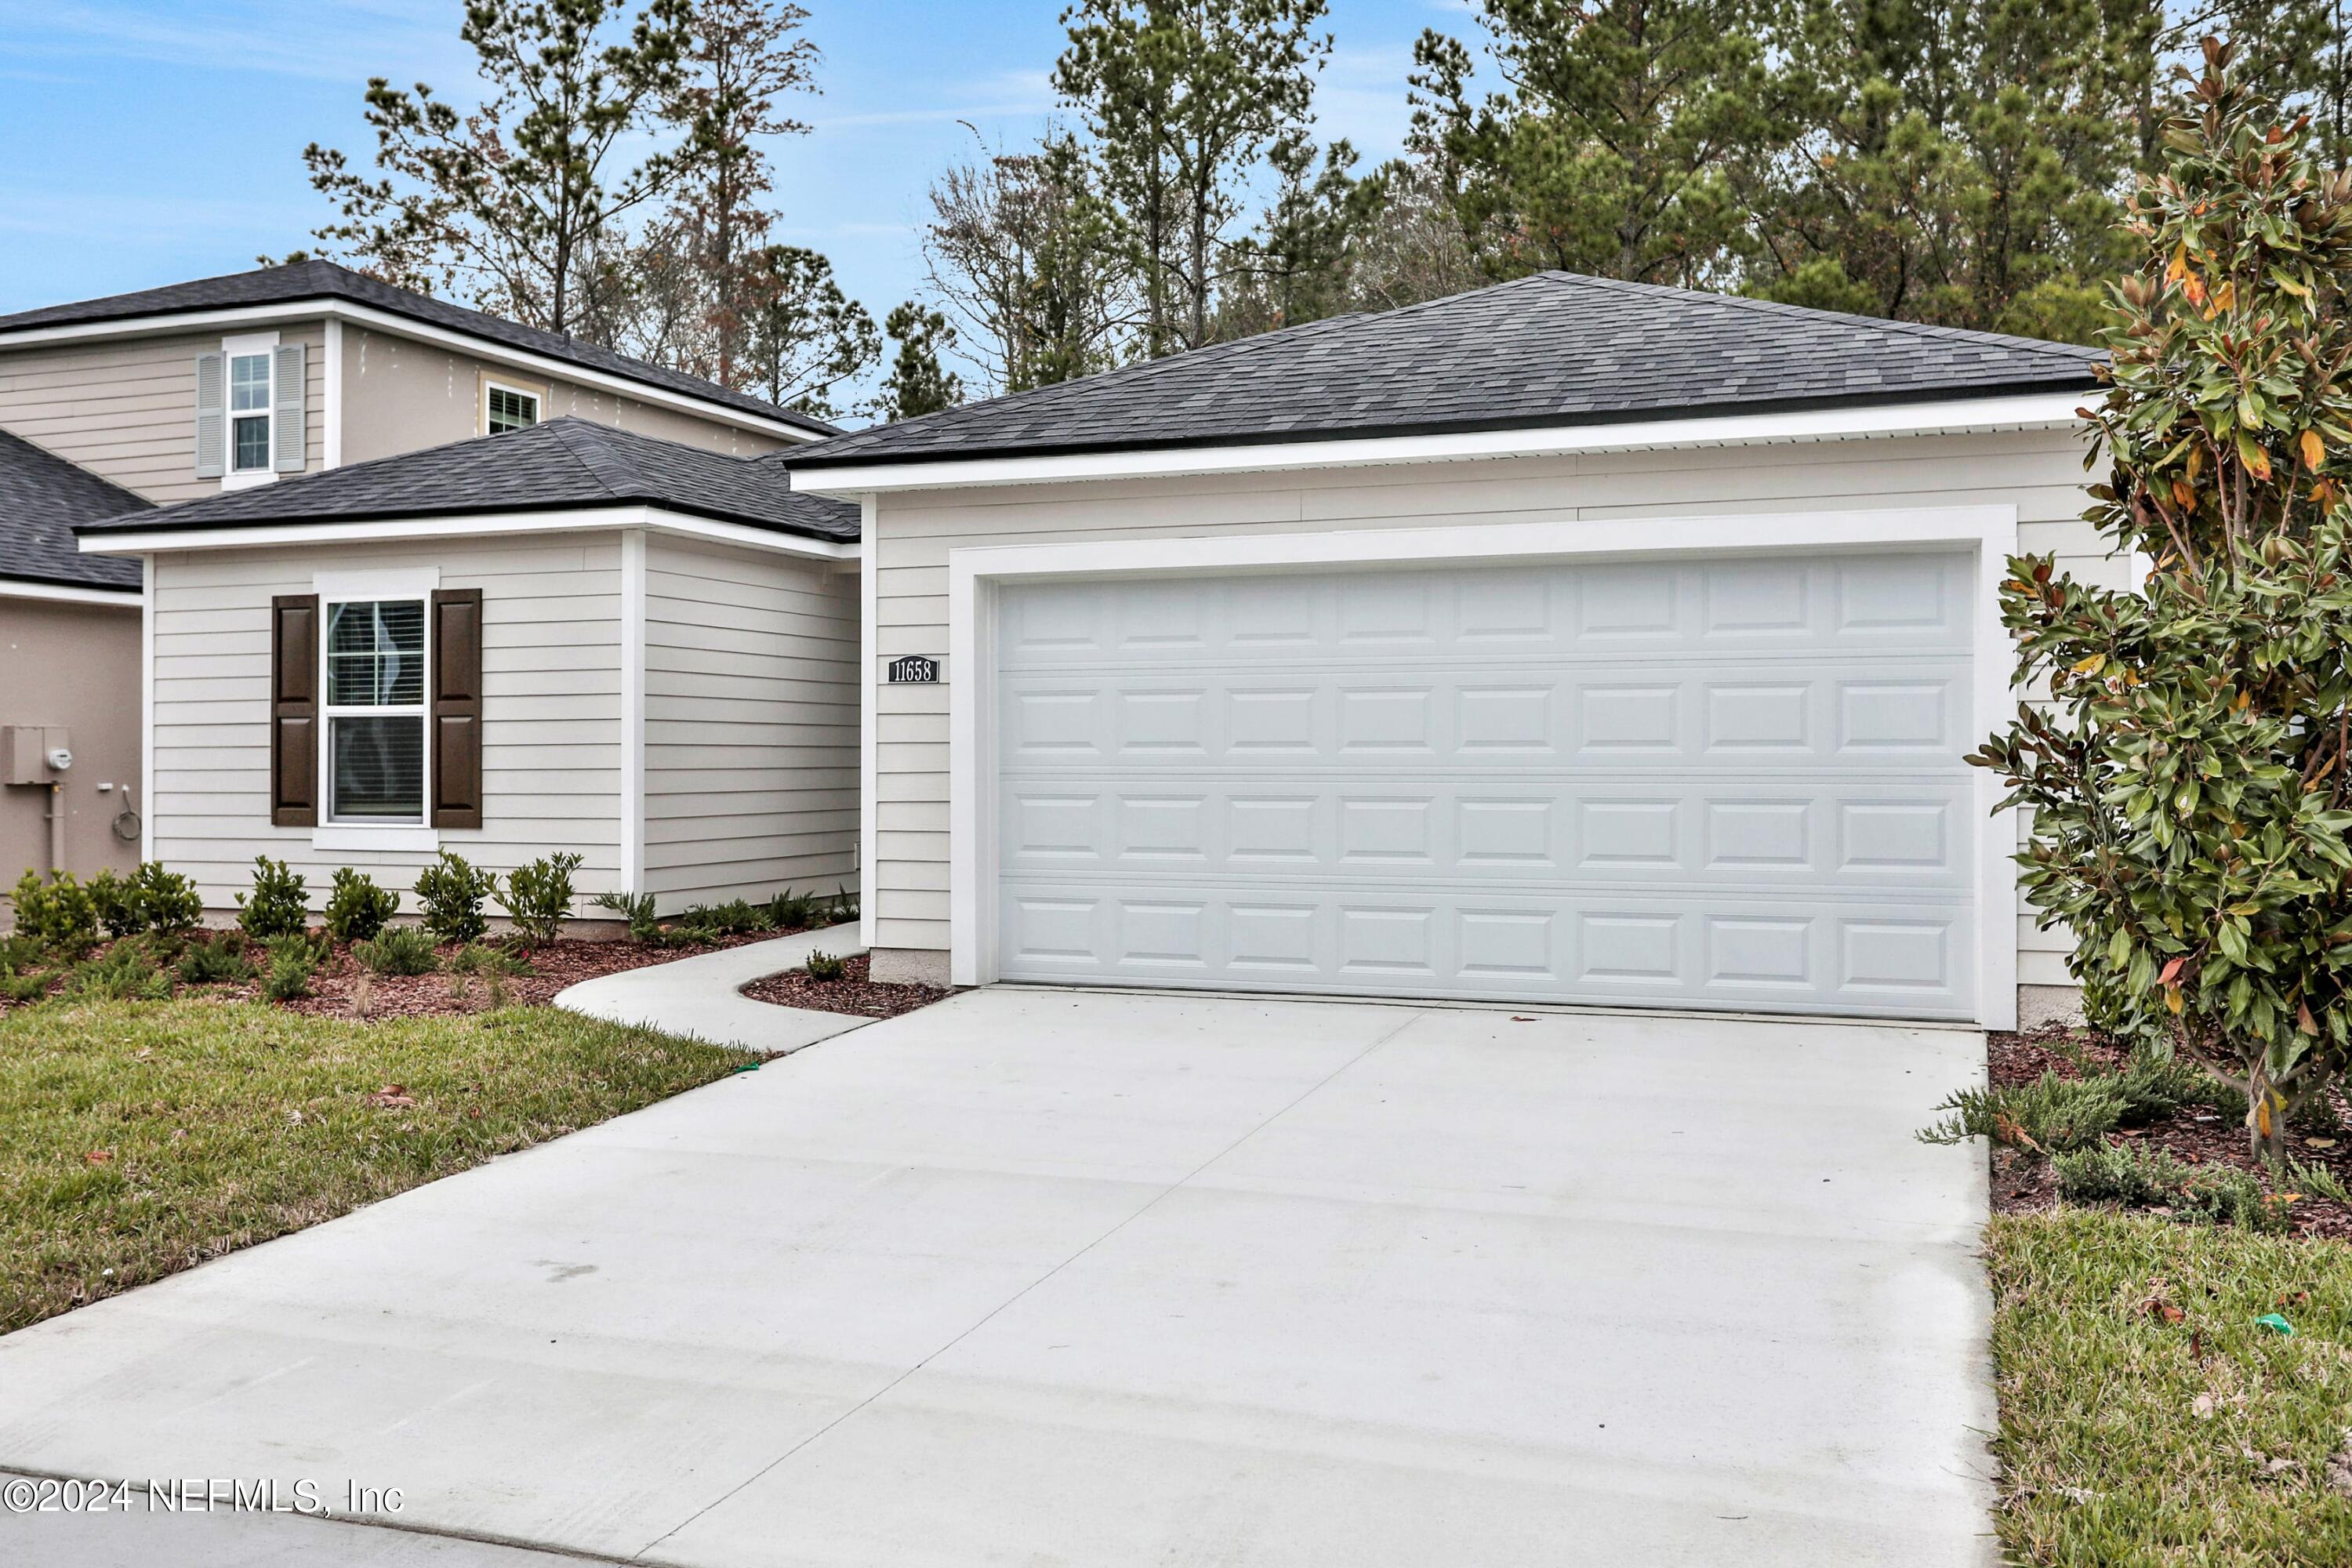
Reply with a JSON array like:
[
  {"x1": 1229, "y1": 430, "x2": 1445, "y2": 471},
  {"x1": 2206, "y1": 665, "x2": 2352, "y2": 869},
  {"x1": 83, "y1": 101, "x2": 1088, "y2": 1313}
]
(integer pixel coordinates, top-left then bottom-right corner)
[
  {"x1": 942, "y1": 505, "x2": 2022, "y2": 1029},
  {"x1": 219, "y1": 330, "x2": 280, "y2": 491},
  {"x1": 313, "y1": 566, "x2": 440, "y2": 852},
  {"x1": 483, "y1": 379, "x2": 542, "y2": 435}
]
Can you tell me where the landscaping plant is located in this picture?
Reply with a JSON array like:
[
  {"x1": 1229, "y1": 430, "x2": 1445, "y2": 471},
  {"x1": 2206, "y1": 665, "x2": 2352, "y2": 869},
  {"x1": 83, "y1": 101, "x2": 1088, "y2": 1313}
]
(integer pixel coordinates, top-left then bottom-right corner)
[
  {"x1": 413, "y1": 851, "x2": 496, "y2": 945},
  {"x1": 1971, "y1": 40, "x2": 2352, "y2": 1168},
  {"x1": 495, "y1": 852, "x2": 583, "y2": 946},
  {"x1": 65, "y1": 943, "x2": 172, "y2": 1004},
  {"x1": 235, "y1": 856, "x2": 309, "y2": 940},
  {"x1": 590, "y1": 890, "x2": 663, "y2": 943},
  {"x1": 85, "y1": 868, "x2": 147, "y2": 939},
  {"x1": 324, "y1": 867, "x2": 400, "y2": 943},
  {"x1": 133, "y1": 862, "x2": 202, "y2": 934},
  {"x1": 8, "y1": 870, "x2": 96, "y2": 957},
  {"x1": 174, "y1": 931, "x2": 256, "y2": 986},
  {"x1": 354, "y1": 925, "x2": 437, "y2": 977},
  {"x1": 805, "y1": 949, "x2": 846, "y2": 982}
]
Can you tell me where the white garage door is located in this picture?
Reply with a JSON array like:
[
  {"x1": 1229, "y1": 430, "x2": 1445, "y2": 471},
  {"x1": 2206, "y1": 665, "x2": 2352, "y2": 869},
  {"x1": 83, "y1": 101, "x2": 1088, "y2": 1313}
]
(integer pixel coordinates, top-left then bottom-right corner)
[{"x1": 993, "y1": 550, "x2": 1976, "y2": 1020}]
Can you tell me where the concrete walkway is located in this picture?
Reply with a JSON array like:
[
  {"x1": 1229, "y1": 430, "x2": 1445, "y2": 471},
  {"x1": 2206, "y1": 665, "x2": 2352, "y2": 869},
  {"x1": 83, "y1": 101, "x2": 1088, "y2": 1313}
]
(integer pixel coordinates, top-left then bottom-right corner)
[
  {"x1": 0, "y1": 989, "x2": 1995, "y2": 1566},
  {"x1": 553, "y1": 925, "x2": 872, "y2": 1054}
]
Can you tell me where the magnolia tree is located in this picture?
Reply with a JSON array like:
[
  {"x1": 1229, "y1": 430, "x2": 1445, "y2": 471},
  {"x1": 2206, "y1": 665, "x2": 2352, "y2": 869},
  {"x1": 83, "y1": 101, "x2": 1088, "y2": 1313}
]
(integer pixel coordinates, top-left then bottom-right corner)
[{"x1": 1977, "y1": 39, "x2": 2352, "y2": 1167}]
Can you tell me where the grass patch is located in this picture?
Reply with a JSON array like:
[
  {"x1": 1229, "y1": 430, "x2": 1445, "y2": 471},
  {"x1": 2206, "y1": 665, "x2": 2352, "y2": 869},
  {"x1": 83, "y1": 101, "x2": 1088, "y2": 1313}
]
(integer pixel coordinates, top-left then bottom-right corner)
[
  {"x1": 0, "y1": 996, "x2": 753, "y2": 1333},
  {"x1": 1987, "y1": 1210, "x2": 2352, "y2": 1565}
]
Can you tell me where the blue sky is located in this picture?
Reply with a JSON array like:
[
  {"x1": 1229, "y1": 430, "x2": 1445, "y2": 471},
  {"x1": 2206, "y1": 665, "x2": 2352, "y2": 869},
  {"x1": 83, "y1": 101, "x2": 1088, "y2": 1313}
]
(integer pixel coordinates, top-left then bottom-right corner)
[{"x1": 0, "y1": 1, "x2": 1473, "y2": 387}]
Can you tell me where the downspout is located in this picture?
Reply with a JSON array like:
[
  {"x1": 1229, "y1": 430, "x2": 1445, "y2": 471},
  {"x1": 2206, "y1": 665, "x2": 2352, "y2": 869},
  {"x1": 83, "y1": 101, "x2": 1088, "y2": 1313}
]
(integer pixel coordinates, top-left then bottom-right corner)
[{"x1": 46, "y1": 781, "x2": 64, "y2": 874}]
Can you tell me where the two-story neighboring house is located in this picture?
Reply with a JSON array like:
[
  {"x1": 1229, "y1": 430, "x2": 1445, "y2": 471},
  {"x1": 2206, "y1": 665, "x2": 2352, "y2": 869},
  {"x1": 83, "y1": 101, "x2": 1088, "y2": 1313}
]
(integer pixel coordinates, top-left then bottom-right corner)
[{"x1": 2, "y1": 260, "x2": 859, "y2": 913}]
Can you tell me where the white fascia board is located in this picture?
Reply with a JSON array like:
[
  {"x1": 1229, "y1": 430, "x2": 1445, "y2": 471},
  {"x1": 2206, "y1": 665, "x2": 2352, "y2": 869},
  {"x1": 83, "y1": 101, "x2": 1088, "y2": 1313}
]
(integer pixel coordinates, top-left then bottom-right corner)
[
  {"x1": 793, "y1": 391, "x2": 2093, "y2": 496},
  {"x1": 78, "y1": 505, "x2": 858, "y2": 563},
  {"x1": 0, "y1": 577, "x2": 141, "y2": 606},
  {"x1": 0, "y1": 300, "x2": 824, "y2": 445}
]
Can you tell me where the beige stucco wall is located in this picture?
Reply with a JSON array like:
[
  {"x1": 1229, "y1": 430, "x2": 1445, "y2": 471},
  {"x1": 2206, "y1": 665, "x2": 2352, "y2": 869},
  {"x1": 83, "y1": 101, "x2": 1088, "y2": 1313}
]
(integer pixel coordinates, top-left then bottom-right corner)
[
  {"x1": 339, "y1": 327, "x2": 794, "y2": 466},
  {"x1": 0, "y1": 594, "x2": 141, "y2": 891},
  {"x1": 861, "y1": 428, "x2": 2120, "y2": 1009},
  {"x1": 0, "y1": 322, "x2": 328, "y2": 505}
]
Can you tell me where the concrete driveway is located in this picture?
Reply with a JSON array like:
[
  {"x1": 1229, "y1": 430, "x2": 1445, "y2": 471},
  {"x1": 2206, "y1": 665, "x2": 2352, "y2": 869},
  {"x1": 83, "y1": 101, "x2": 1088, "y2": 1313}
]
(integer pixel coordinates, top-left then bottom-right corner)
[{"x1": 0, "y1": 989, "x2": 1994, "y2": 1566}]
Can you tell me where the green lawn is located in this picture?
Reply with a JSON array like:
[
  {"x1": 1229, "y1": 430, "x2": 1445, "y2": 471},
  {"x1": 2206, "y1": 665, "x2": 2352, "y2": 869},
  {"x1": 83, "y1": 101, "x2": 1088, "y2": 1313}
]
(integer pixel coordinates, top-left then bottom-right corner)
[
  {"x1": 0, "y1": 996, "x2": 753, "y2": 1334},
  {"x1": 1988, "y1": 1210, "x2": 2352, "y2": 1566}
]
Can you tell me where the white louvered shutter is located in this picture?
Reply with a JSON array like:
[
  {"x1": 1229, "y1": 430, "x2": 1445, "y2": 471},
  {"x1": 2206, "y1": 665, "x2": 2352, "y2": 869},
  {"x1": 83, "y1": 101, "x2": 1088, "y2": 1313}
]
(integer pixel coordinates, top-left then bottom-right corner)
[
  {"x1": 193, "y1": 352, "x2": 225, "y2": 479},
  {"x1": 272, "y1": 342, "x2": 307, "y2": 473}
]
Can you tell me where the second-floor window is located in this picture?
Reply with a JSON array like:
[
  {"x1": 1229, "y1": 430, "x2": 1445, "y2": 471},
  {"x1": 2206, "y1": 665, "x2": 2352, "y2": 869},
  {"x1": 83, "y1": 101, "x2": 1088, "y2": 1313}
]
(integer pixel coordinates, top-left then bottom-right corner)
[
  {"x1": 486, "y1": 383, "x2": 539, "y2": 434},
  {"x1": 230, "y1": 352, "x2": 273, "y2": 471}
]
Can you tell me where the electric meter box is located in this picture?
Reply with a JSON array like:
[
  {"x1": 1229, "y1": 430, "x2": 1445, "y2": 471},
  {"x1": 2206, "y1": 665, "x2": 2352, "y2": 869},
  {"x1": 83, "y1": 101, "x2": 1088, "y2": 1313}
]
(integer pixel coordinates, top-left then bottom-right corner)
[{"x1": 2, "y1": 726, "x2": 68, "y2": 786}]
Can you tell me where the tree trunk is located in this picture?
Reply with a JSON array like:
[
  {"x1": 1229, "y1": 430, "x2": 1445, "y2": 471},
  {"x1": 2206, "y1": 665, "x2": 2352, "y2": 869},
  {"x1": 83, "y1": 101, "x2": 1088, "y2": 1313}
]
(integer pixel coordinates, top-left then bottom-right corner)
[{"x1": 2249, "y1": 1063, "x2": 2291, "y2": 1171}]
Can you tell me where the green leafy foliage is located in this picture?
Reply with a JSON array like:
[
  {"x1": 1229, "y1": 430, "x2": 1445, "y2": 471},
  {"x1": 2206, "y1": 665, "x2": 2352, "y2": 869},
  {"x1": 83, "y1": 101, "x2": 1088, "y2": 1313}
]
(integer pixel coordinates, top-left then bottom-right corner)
[
  {"x1": 354, "y1": 925, "x2": 438, "y2": 977},
  {"x1": 260, "y1": 938, "x2": 321, "y2": 1004},
  {"x1": 495, "y1": 852, "x2": 583, "y2": 946},
  {"x1": 764, "y1": 887, "x2": 816, "y2": 930},
  {"x1": 2053, "y1": 1141, "x2": 2292, "y2": 1232},
  {"x1": 86, "y1": 869, "x2": 147, "y2": 939},
  {"x1": 66, "y1": 943, "x2": 171, "y2": 1003},
  {"x1": 412, "y1": 851, "x2": 495, "y2": 945},
  {"x1": 590, "y1": 890, "x2": 663, "y2": 943},
  {"x1": 324, "y1": 868, "x2": 401, "y2": 944},
  {"x1": 804, "y1": 949, "x2": 846, "y2": 982},
  {"x1": 1920, "y1": 1073, "x2": 2131, "y2": 1154},
  {"x1": 445, "y1": 942, "x2": 531, "y2": 978},
  {"x1": 133, "y1": 864, "x2": 202, "y2": 933},
  {"x1": 174, "y1": 932, "x2": 256, "y2": 986},
  {"x1": 8, "y1": 870, "x2": 97, "y2": 957},
  {"x1": 1971, "y1": 43, "x2": 2352, "y2": 1167},
  {"x1": 235, "y1": 856, "x2": 309, "y2": 941}
]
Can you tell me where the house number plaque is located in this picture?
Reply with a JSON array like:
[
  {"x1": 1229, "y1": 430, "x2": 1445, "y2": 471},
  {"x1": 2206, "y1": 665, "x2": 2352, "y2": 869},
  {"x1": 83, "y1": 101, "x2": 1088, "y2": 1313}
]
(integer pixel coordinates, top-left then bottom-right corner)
[{"x1": 887, "y1": 655, "x2": 940, "y2": 684}]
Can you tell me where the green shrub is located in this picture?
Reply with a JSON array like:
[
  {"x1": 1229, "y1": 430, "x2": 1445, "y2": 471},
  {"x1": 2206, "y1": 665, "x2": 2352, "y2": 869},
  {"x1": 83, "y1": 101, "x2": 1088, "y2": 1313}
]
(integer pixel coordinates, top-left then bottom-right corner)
[
  {"x1": 174, "y1": 931, "x2": 256, "y2": 985},
  {"x1": 86, "y1": 868, "x2": 147, "y2": 939},
  {"x1": 1918, "y1": 1073, "x2": 2129, "y2": 1155},
  {"x1": 2053, "y1": 1140, "x2": 2293, "y2": 1233},
  {"x1": 590, "y1": 890, "x2": 662, "y2": 943},
  {"x1": 413, "y1": 851, "x2": 495, "y2": 944},
  {"x1": 445, "y1": 942, "x2": 530, "y2": 977},
  {"x1": 764, "y1": 888, "x2": 815, "y2": 930},
  {"x1": 323, "y1": 867, "x2": 400, "y2": 943},
  {"x1": 0, "y1": 932, "x2": 41, "y2": 975},
  {"x1": 805, "y1": 949, "x2": 847, "y2": 982},
  {"x1": 134, "y1": 862, "x2": 202, "y2": 933},
  {"x1": 2, "y1": 970, "x2": 52, "y2": 1004},
  {"x1": 354, "y1": 924, "x2": 438, "y2": 976},
  {"x1": 9, "y1": 869, "x2": 98, "y2": 956},
  {"x1": 65, "y1": 942, "x2": 170, "y2": 1002},
  {"x1": 829, "y1": 885, "x2": 858, "y2": 926},
  {"x1": 235, "y1": 856, "x2": 308, "y2": 940},
  {"x1": 496, "y1": 852, "x2": 582, "y2": 946},
  {"x1": 260, "y1": 948, "x2": 315, "y2": 1003}
]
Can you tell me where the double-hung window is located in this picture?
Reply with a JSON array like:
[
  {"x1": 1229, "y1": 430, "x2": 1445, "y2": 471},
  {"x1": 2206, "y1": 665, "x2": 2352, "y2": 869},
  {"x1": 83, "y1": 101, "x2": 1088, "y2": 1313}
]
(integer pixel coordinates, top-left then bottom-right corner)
[
  {"x1": 485, "y1": 383, "x2": 539, "y2": 434},
  {"x1": 229, "y1": 351, "x2": 273, "y2": 473},
  {"x1": 324, "y1": 600, "x2": 427, "y2": 823}
]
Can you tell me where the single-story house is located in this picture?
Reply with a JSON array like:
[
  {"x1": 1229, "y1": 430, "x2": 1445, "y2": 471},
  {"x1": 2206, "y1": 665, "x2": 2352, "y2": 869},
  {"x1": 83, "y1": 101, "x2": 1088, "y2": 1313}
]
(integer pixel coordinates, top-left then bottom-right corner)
[
  {"x1": 785, "y1": 271, "x2": 2111, "y2": 1030},
  {"x1": 76, "y1": 418, "x2": 859, "y2": 914},
  {"x1": 2, "y1": 429, "x2": 150, "y2": 881}
]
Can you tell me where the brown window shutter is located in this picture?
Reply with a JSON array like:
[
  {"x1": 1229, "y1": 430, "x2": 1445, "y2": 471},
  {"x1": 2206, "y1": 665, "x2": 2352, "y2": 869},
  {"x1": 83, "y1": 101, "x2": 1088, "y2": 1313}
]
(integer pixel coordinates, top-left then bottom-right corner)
[
  {"x1": 269, "y1": 593, "x2": 318, "y2": 826},
  {"x1": 430, "y1": 587, "x2": 484, "y2": 829}
]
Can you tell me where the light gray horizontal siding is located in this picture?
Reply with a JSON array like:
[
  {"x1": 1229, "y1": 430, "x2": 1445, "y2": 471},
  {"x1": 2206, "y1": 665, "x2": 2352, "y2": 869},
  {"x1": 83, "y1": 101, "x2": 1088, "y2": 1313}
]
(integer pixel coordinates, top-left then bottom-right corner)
[
  {"x1": 641, "y1": 536, "x2": 859, "y2": 908},
  {"x1": 0, "y1": 321, "x2": 327, "y2": 504},
  {"x1": 869, "y1": 430, "x2": 2120, "y2": 989},
  {"x1": 149, "y1": 536, "x2": 624, "y2": 911}
]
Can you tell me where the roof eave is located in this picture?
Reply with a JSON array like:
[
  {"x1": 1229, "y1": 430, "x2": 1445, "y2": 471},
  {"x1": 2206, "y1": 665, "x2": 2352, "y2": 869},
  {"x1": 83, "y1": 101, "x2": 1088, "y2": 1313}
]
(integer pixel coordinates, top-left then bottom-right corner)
[
  {"x1": 77, "y1": 501, "x2": 858, "y2": 561},
  {"x1": 789, "y1": 387, "x2": 2100, "y2": 496}
]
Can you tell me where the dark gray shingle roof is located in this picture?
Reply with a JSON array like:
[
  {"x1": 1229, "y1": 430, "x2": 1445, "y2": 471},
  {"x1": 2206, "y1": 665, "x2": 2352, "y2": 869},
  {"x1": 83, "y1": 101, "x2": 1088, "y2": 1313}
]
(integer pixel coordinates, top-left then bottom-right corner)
[
  {"x1": 788, "y1": 271, "x2": 2105, "y2": 470},
  {"x1": 0, "y1": 260, "x2": 840, "y2": 438},
  {"x1": 75, "y1": 419, "x2": 857, "y2": 543},
  {"x1": 0, "y1": 430, "x2": 147, "y2": 591}
]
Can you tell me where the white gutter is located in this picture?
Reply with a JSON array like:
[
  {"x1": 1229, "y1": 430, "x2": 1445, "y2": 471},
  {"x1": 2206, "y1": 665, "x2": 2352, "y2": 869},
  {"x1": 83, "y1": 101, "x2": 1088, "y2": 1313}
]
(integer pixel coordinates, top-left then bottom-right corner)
[
  {"x1": 0, "y1": 299, "x2": 826, "y2": 445},
  {"x1": 77, "y1": 504, "x2": 859, "y2": 563},
  {"x1": 0, "y1": 577, "x2": 141, "y2": 606},
  {"x1": 789, "y1": 391, "x2": 2094, "y2": 496}
]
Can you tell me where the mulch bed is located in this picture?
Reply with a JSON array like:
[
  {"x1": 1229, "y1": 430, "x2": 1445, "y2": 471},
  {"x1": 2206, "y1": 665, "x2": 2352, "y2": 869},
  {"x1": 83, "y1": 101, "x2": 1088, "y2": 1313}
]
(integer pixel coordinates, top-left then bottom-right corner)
[
  {"x1": 1987, "y1": 1027, "x2": 2352, "y2": 1242},
  {"x1": 740, "y1": 953, "x2": 947, "y2": 1019}
]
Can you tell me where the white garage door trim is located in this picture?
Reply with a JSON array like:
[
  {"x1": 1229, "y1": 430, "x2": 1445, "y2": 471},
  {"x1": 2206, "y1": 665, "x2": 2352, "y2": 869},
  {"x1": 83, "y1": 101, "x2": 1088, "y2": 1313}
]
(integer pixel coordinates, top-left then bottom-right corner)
[{"x1": 947, "y1": 505, "x2": 2020, "y2": 1028}]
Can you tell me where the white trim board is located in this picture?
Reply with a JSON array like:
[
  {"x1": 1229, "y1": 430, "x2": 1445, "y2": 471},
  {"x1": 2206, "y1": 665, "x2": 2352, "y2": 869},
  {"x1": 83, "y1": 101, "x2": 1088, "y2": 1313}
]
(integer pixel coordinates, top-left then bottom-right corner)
[
  {"x1": 139, "y1": 554, "x2": 154, "y2": 863},
  {"x1": 799, "y1": 393, "x2": 2091, "y2": 495},
  {"x1": 858, "y1": 493, "x2": 879, "y2": 950},
  {"x1": 944, "y1": 504, "x2": 2022, "y2": 1030},
  {"x1": 80, "y1": 504, "x2": 858, "y2": 563},
  {"x1": 619, "y1": 528, "x2": 647, "y2": 897},
  {"x1": 0, "y1": 579, "x2": 140, "y2": 606},
  {"x1": 0, "y1": 300, "x2": 826, "y2": 444}
]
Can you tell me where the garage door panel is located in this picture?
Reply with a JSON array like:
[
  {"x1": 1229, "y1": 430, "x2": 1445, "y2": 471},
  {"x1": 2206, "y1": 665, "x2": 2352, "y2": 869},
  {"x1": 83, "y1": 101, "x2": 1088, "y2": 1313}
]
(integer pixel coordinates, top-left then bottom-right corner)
[
  {"x1": 1001, "y1": 779, "x2": 1972, "y2": 890},
  {"x1": 996, "y1": 552, "x2": 1976, "y2": 1020},
  {"x1": 996, "y1": 880, "x2": 1975, "y2": 1015},
  {"x1": 996, "y1": 555, "x2": 1973, "y2": 672}
]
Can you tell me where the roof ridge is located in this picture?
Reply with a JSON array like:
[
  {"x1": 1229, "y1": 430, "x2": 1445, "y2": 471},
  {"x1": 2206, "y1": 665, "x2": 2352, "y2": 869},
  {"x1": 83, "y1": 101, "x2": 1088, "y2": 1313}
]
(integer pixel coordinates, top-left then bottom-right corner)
[
  {"x1": 542, "y1": 417, "x2": 643, "y2": 499},
  {"x1": 1541, "y1": 270, "x2": 2105, "y2": 361}
]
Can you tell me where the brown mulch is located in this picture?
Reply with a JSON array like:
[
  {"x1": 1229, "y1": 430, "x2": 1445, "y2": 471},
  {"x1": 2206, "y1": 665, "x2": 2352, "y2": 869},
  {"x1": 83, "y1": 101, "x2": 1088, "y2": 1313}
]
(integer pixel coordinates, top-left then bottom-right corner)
[
  {"x1": 1987, "y1": 1026, "x2": 2352, "y2": 1241},
  {"x1": 740, "y1": 953, "x2": 947, "y2": 1018}
]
